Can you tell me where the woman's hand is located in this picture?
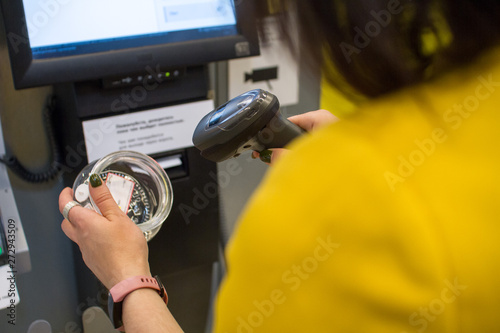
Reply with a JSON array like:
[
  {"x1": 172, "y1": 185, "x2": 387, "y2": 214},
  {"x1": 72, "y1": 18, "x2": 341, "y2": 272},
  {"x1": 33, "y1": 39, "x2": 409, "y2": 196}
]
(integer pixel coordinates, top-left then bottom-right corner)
[
  {"x1": 287, "y1": 109, "x2": 340, "y2": 132},
  {"x1": 59, "y1": 174, "x2": 151, "y2": 290},
  {"x1": 253, "y1": 109, "x2": 339, "y2": 165}
]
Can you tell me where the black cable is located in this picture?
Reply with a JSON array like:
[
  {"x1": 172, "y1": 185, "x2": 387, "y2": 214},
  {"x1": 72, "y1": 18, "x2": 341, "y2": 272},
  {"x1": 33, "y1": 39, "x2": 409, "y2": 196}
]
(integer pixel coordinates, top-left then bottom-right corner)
[{"x1": 0, "y1": 96, "x2": 62, "y2": 183}]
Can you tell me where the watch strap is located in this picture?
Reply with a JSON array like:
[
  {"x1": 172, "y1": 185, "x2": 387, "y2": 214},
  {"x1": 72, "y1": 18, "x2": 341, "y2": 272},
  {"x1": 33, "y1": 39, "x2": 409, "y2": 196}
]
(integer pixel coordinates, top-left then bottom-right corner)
[
  {"x1": 108, "y1": 275, "x2": 168, "y2": 330},
  {"x1": 110, "y1": 275, "x2": 165, "y2": 302}
]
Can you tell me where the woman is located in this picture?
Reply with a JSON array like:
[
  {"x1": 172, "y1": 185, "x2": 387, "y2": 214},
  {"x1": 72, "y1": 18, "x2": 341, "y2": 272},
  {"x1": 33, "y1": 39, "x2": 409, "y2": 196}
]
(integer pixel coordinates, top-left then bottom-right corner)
[{"x1": 59, "y1": 0, "x2": 500, "y2": 332}]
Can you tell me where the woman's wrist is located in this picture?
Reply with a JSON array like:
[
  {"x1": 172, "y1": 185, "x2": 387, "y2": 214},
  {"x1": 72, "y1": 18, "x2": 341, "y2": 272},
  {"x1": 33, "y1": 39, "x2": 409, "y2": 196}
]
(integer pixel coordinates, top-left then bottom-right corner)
[
  {"x1": 104, "y1": 263, "x2": 151, "y2": 290},
  {"x1": 122, "y1": 287, "x2": 178, "y2": 332},
  {"x1": 109, "y1": 275, "x2": 162, "y2": 302},
  {"x1": 123, "y1": 287, "x2": 161, "y2": 304},
  {"x1": 108, "y1": 275, "x2": 167, "y2": 330}
]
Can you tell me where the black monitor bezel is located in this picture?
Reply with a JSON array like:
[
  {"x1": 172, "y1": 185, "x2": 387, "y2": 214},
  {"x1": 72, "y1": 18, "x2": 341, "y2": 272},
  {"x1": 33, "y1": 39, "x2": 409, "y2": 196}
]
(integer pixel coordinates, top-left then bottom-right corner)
[{"x1": 0, "y1": 0, "x2": 260, "y2": 89}]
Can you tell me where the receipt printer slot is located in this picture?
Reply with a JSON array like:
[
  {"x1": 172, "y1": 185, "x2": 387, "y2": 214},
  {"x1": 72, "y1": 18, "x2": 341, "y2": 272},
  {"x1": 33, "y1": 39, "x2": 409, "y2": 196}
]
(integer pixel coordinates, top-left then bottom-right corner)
[{"x1": 154, "y1": 151, "x2": 188, "y2": 180}]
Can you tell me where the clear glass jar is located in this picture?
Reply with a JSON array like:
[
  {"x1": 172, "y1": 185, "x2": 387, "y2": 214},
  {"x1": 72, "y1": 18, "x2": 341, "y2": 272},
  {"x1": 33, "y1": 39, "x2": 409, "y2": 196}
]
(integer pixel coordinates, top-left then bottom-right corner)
[{"x1": 72, "y1": 151, "x2": 173, "y2": 241}]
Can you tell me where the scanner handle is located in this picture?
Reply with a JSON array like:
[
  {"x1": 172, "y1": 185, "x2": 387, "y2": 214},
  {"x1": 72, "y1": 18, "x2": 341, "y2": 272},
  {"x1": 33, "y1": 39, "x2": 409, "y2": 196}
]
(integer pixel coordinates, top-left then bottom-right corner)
[{"x1": 261, "y1": 113, "x2": 306, "y2": 150}]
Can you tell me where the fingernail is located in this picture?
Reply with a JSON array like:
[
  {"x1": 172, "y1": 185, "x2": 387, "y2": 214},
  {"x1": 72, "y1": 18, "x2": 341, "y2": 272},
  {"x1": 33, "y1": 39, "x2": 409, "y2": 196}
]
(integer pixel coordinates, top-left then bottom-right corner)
[
  {"x1": 89, "y1": 174, "x2": 102, "y2": 188},
  {"x1": 259, "y1": 150, "x2": 272, "y2": 164}
]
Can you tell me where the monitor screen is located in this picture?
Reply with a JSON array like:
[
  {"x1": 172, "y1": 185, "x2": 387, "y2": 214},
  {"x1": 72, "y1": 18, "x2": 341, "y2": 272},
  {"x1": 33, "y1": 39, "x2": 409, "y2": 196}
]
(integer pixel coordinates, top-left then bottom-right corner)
[
  {"x1": 26, "y1": 0, "x2": 238, "y2": 59},
  {"x1": 1, "y1": 0, "x2": 259, "y2": 89}
]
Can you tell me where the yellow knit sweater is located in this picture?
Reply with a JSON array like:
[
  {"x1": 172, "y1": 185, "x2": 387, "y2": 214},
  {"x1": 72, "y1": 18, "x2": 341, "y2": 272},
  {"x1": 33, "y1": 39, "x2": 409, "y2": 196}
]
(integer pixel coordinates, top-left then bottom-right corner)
[{"x1": 214, "y1": 48, "x2": 500, "y2": 332}]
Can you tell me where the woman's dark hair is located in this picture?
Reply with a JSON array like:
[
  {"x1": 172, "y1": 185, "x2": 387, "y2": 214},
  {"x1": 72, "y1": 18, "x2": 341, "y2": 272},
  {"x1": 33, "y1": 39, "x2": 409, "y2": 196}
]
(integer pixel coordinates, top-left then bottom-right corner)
[{"x1": 252, "y1": 0, "x2": 500, "y2": 98}]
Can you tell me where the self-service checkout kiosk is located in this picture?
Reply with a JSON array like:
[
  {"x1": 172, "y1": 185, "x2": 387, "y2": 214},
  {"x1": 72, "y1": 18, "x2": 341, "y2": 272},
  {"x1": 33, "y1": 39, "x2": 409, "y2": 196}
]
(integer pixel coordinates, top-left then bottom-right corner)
[{"x1": 0, "y1": 1, "x2": 260, "y2": 331}]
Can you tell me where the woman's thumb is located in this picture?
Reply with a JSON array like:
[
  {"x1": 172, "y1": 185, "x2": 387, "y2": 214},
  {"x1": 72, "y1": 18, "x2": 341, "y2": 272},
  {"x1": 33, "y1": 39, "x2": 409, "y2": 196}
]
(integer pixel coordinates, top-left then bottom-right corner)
[{"x1": 88, "y1": 174, "x2": 125, "y2": 219}]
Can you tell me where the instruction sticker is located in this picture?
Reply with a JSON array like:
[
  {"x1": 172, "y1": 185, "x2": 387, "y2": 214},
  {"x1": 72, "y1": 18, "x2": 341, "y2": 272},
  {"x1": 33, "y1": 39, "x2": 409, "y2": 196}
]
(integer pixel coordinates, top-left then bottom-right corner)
[
  {"x1": 82, "y1": 99, "x2": 215, "y2": 162},
  {"x1": 106, "y1": 173, "x2": 135, "y2": 214}
]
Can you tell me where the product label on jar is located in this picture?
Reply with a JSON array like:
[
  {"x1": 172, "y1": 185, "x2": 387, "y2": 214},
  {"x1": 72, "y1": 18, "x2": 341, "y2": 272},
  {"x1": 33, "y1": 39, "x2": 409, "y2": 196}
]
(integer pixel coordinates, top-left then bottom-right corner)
[{"x1": 106, "y1": 173, "x2": 135, "y2": 214}]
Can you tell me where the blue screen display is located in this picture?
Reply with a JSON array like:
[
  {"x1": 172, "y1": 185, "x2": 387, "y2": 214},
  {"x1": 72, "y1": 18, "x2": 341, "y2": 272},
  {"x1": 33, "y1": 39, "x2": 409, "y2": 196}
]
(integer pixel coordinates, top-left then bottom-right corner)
[{"x1": 22, "y1": 0, "x2": 238, "y2": 59}]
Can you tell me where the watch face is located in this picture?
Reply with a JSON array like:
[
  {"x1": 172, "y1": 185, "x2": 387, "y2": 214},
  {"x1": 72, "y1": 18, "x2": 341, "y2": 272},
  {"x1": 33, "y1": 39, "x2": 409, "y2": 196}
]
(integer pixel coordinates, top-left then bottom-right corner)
[
  {"x1": 108, "y1": 291, "x2": 124, "y2": 329},
  {"x1": 100, "y1": 171, "x2": 152, "y2": 225}
]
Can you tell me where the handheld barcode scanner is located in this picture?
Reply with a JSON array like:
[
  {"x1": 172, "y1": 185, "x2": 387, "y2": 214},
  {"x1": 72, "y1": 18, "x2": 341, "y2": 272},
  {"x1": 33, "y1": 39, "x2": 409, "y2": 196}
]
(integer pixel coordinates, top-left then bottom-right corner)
[{"x1": 193, "y1": 89, "x2": 304, "y2": 162}]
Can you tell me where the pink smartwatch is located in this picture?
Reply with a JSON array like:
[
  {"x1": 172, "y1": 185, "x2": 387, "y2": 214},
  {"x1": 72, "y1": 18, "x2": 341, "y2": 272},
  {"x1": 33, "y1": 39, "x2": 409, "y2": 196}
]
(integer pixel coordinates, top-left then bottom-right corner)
[{"x1": 108, "y1": 275, "x2": 168, "y2": 330}]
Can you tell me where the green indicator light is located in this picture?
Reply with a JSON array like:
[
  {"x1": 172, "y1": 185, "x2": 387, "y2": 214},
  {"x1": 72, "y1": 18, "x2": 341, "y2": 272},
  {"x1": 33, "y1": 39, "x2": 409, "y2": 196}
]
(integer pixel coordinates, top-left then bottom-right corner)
[
  {"x1": 165, "y1": 72, "x2": 171, "y2": 78},
  {"x1": 0, "y1": 248, "x2": 3, "y2": 255}
]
